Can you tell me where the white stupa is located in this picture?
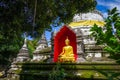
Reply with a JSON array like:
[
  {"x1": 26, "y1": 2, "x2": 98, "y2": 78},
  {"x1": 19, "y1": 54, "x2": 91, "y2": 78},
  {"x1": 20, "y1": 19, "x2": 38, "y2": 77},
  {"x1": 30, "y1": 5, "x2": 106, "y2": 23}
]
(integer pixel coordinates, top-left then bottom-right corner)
[{"x1": 68, "y1": 10, "x2": 106, "y2": 62}]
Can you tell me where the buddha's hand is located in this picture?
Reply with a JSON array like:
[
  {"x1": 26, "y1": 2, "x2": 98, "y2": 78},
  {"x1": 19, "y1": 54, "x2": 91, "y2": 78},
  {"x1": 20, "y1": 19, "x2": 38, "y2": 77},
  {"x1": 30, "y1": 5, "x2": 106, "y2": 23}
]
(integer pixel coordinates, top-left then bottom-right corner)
[{"x1": 59, "y1": 54, "x2": 62, "y2": 57}]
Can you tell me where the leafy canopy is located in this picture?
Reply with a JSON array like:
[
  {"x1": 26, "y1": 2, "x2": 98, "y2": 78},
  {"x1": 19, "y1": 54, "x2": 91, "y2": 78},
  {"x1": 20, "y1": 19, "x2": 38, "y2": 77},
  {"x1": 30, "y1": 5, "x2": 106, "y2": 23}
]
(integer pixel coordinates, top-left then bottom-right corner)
[{"x1": 0, "y1": 0, "x2": 96, "y2": 65}]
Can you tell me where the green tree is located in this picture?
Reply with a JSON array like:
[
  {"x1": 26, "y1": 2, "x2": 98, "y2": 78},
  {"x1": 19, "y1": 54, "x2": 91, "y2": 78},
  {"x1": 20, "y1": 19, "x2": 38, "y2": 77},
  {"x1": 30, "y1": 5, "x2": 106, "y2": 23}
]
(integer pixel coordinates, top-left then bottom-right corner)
[
  {"x1": 91, "y1": 7, "x2": 120, "y2": 63},
  {"x1": 0, "y1": 0, "x2": 96, "y2": 66}
]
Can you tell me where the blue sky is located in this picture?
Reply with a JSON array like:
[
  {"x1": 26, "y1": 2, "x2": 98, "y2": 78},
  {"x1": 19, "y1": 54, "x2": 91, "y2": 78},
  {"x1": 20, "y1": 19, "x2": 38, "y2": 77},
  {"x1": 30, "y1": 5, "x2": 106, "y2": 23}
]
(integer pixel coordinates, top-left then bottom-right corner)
[
  {"x1": 96, "y1": 0, "x2": 120, "y2": 18},
  {"x1": 45, "y1": 0, "x2": 120, "y2": 44}
]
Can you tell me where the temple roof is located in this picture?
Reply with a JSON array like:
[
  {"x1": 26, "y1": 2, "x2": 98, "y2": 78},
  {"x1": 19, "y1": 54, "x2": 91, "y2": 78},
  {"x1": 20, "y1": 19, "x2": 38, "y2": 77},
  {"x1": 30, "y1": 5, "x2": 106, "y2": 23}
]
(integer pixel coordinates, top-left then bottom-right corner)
[
  {"x1": 69, "y1": 10, "x2": 105, "y2": 27},
  {"x1": 38, "y1": 33, "x2": 48, "y2": 45},
  {"x1": 17, "y1": 38, "x2": 29, "y2": 58}
]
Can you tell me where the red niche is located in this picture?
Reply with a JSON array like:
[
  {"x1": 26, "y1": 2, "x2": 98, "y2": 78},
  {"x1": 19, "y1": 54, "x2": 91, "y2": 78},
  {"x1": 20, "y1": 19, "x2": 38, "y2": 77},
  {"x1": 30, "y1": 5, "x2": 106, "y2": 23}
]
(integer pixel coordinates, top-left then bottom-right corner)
[{"x1": 53, "y1": 25, "x2": 77, "y2": 62}]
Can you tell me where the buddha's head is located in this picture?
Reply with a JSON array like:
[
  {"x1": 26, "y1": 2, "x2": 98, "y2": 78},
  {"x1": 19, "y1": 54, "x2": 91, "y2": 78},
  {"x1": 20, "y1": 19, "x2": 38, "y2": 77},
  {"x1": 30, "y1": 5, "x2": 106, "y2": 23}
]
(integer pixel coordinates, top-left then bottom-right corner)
[{"x1": 65, "y1": 37, "x2": 70, "y2": 45}]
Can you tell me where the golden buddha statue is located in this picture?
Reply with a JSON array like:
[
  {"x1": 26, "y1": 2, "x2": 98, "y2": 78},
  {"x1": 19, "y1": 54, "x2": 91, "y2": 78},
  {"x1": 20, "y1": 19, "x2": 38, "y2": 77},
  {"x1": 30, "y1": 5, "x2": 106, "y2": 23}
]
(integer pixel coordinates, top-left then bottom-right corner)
[{"x1": 59, "y1": 37, "x2": 75, "y2": 62}]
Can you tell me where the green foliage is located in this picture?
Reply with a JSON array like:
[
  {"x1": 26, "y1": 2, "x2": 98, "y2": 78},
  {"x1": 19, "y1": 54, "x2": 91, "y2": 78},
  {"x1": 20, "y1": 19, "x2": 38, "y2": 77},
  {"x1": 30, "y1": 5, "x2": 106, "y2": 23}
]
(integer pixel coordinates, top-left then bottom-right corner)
[
  {"x1": 0, "y1": 36, "x2": 23, "y2": 65},
  {"x1": 90, "y1": 24, "x2": 105, "y2": 44},
  {"x1": 27, "y1": 38, "x2": 39, "y2": 58},
  {"x1": 18, "y1": 62, "x2": 120, "y2": 80},
  {"x1": 48, "y1": 63, "x2": 66, "y2": 80},
  {"x1": 0, "y1": 0, "x2": 96, "y2": 66},
  {"x1": 80, "y1": 71, "x2": 100, "y2": 78},
  {"x1": 91, "y1": 7, "x2": 120, "y2": 63},
  {"x1": 91, "y1": 7, "x2": 120, "y2": 79},
  {"x1": 0, "y1": 0, "x2": 96, "y2": 37},
  {"x1": 93, "y1": 66, "x2": 120, "y2": 80}
]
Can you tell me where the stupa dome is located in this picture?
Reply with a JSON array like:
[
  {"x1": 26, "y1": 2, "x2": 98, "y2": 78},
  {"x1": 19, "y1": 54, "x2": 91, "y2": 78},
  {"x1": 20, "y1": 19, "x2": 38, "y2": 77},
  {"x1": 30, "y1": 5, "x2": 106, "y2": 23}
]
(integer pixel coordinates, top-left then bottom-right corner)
[{"x1": 69, "y1": 10, "x2": 105, "y2": 27}]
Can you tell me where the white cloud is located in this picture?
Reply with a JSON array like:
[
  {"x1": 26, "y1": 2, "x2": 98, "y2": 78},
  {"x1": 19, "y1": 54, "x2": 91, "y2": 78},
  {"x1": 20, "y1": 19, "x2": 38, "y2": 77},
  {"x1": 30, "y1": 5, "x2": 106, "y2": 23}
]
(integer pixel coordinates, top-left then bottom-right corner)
[
  {"x1": 107, "y1": 3, "x2": 120, "y2": 11},
  {"x1": 97, "y1": 0, "x2": 109, "y2": 7},
  {"x1": 115, "y1": 0, "x2": 120, "y2": 3},
  {"x1": 102, "y1": 12, "x2": 108, "y2": 18},
  {"x1": 96, "y1": 0, "x2": 120, "y2": 18},
  {"x1": 97, "y1": 0, "x2": 120, "y2": 12}
]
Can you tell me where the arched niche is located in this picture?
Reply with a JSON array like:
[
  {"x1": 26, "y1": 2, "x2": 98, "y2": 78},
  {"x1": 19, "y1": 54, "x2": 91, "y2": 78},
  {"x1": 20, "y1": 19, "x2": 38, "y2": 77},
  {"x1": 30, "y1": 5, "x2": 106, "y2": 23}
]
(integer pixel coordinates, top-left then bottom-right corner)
[{"x1": 54, "y1": 25, "x2": 77, "y2": 62}]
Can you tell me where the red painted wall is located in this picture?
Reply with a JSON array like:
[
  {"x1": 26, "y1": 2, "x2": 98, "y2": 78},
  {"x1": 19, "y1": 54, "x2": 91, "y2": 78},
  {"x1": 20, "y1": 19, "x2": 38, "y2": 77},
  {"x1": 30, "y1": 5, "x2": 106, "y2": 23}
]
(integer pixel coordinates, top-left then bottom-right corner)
[{"x1": 53, "y1": 25, "x2": 77, "y2": 62}]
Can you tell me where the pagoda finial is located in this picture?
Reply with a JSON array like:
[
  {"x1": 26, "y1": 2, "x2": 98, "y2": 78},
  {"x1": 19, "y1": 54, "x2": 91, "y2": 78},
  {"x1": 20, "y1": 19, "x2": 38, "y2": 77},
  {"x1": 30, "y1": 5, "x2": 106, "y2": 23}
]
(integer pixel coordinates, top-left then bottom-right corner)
[{"x1": 41, "y1": 32, "x2": 46, "y2": 39}]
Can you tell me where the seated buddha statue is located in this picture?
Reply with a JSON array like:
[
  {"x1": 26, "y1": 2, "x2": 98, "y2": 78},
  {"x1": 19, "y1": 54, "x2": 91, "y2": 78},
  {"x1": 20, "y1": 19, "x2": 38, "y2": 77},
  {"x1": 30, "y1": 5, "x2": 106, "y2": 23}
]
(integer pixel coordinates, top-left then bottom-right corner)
[{"x1": 59, "y1": 37, "x2": 75, "y2": 62}]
